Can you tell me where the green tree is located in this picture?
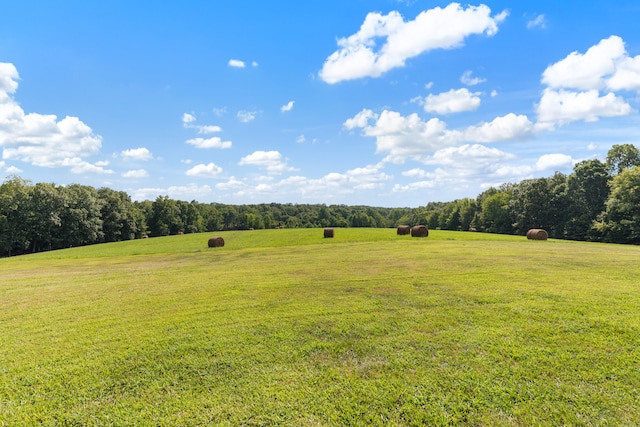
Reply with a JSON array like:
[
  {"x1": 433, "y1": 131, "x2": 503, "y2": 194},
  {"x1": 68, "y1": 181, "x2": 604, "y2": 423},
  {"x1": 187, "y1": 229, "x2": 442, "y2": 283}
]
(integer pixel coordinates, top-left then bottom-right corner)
[
  {"x1": 98, "y1": 187, "x2": 141, "y2": 242},
  {"x1": 594, "y1": 166, "x2": 640, "y2": 244},
  {"x1": 27, "y1": 182, "x2": 65, "y2": 252},
  {"x1": 479, "y1": 190, "x2": 513, "y2": 234},
  {"x1": 149, "y1": 196, "x2": 183, "y2": 236},
  {"x1": 606, "y1": 144, "x2": 640, "y2": 175},
  {"x1": 565, "y1": 160, "x2": 610, "y2": 240},
  {"x1": 58, "y1": 184, "x2": 104, "y2": 247},
  {"x1": 0, "y1": 176, "x2": 32, "y2": 256},
  {"x1": 179, "y1": 201, "x2": 204, "y2": 233},
  {"x1": 349, "y1": 211, "x2": 375, "y2": 227}
]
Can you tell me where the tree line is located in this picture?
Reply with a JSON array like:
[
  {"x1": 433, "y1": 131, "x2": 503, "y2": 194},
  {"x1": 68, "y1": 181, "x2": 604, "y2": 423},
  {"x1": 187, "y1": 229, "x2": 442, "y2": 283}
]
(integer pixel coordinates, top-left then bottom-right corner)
[{"x1": 1, "y1": 144, "x2": 639, "y2": 257}]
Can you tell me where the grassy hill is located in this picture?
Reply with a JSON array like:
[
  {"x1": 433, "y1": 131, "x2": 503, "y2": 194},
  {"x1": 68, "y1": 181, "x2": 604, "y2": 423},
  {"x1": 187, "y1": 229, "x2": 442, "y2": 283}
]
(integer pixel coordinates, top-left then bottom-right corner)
[{"x1": 1, "y1": 229, "x2": 639, "y2": 426}]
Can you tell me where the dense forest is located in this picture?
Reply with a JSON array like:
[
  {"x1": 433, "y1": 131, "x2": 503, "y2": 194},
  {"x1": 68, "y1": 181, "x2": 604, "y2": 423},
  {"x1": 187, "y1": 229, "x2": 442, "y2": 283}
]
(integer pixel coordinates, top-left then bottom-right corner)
[{"x1": 2, "y1": 144, "x2": 640, "y2": 257}]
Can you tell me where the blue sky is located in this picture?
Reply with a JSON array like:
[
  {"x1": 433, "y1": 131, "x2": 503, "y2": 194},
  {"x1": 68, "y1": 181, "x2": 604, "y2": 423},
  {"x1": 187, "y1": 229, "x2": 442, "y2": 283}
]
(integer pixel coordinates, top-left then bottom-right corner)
[{"x1": 1, "y1": 1, "x2": 640, "y2": 207}]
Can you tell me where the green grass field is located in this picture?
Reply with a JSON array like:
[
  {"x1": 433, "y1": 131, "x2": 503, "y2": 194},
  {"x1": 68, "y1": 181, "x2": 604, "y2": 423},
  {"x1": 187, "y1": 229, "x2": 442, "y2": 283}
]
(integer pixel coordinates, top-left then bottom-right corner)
[{"x1": 1, "y1": 228, "x2": 639, "y2": 426}]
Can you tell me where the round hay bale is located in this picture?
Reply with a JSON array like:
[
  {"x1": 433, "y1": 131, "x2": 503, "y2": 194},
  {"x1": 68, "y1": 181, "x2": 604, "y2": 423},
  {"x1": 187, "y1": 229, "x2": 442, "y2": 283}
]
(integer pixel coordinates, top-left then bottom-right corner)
[
  {"x1": 324, "y1": 228, "x2": 334, "y2": 238},
  {"x1": 411, "y1": 225, "x2": 429, "y2": 237},
  {"x1": 397, "y1": 225, "x2": 411, "y2": 235},
  {"x1": 208, "y1": 236, "x2": 225, "y2": 248},
  {"x1": 526, "y1": 229, "x2": 548, "y2": 240}
]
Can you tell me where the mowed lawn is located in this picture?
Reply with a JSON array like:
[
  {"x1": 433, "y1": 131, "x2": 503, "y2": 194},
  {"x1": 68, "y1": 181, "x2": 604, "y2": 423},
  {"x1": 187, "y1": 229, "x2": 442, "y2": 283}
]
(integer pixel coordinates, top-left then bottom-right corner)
[{"x1": 1, "y1": 229, "x2": 639, "y2": 426}]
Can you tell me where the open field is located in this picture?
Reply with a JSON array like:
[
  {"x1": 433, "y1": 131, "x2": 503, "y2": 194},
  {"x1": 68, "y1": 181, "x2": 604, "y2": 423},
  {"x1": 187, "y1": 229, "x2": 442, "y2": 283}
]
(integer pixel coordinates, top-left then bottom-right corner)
[{"x1": 1, "y1": 228, "x2": 640, "y2": 426}]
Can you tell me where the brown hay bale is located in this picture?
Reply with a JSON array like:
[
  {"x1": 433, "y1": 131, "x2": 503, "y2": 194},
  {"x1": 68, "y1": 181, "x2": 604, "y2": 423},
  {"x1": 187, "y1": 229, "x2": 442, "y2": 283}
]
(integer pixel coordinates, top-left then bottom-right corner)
[
  {"x1": 526, "y1": 229, "x2": 548, "y2": 240},
  {"x1": 411, "y1": 225, "x2": 429, "y2": 237},
  {"x1": 208, "y1": 236, "x2": 225, "y2": 248},
  {"x1": 324, "y1": 228, "x2": 334, "y2": 238},
  {"x1": 397, "y1": 225, "x2": 411, "y2": 235}
]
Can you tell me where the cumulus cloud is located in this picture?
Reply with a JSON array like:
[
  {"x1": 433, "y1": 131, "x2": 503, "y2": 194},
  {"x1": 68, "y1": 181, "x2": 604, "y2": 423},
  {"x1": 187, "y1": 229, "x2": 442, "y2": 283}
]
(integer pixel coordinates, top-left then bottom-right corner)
[
  {"x1": 122, "y1": 169, "x2": 149, "y2": 178},
  {"x1": 542, "y1": 35, "x2": 626, "y2": 91},
  {"x1": 392, "y1": 143, "x2": 512, "y2": 192},
  {"x1": 186, "y1": 137, "x2": 232, "y2": 149},
  {"x1": 536, "y1": 89, "x2": 632, "y2": 127},
  {"x1": 536, "y1": 35, "x2": 639, "y2": 127},
  {"x1": 129, "y1": 184, "x2": 213, "y2": 202},
  {"x1": 421, "y1": 88, "x2": 482, "y2": 114},
  {"x1": 281, "y1": 100, "x2": 295, "y2": 112},
  {"x1": 5, "y1": 165, "x2": 21, "y2": 174},
  {"x1": 319, "y1": 3, "x2": 507, "y2": 84},
  {"x1": 219, "y1": 163, "x2": 391, "y2": 202},
  {"x1": 608, "y1": 54, "x2": 640, "y2": 92},
  {"x1": 462, "y1": 113, "x2": 535, "y2": 142},
  {"x1": 121, "y1": 147, "x2": 153, "y2": 161},
  {"x1": 396, "y1": 148, "x2": 574, "y2": 194},
  {"x1": 228, "y1": 59, "x2": 246, "y2": 68},
  {"x1": 460, "y1": 70, "x2": 486, "y2": 86},
  {"x1": 344, "y1": 109, "x2": 533, "y2": 163},
  {"x1": 0, "y1": 63, "x2": 110, "y2": 174},
  {"x1": 182, "y1": 113, "x2": 222, "y2": 134},
  {"x1": 216, "y1": 176, "x2": 245, "y2": 191},
  {"x1": 239, "y1": 150, "x2": 297, "y2": 174},
  {"x1": 185, "y1": 162, "x2": 223, "y2": 177},
  {"x1": 182, "y1": 113, "x2": 196, "y2": 124},
  {"x1": 535, "y1": 153, "x2": 574, "y2": 170}
]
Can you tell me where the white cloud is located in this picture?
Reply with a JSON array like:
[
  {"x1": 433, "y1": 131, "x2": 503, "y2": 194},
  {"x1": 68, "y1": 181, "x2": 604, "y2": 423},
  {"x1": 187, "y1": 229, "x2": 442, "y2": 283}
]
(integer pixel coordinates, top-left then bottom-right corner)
[
  {"x1": 296, "y1": 134, "x2": 306, "y2": 143},
  {"x1": 281, "y1": 100, "x2": 295, "y2": 112},
  {"x1": 228, "y1": 59, "x2": 246, "y2": 68},
  {"x1": 61, "y1": 157, "x2": 113, "y2": 175},
  {"x1": 122, "y1": 169, "x2": 149, "y2": 178},
  {"x1": 535, "y1": 153, "x2": 574, "y2": 170},
  {"x1": 121, "y1": 147, "x2": 153, "y2": 161},
  {"x1": 402, "y1": 168, "x2": 431, "y2": 178},
  {"x1": 252, "y1": 61, "x2": 259, "y2": 67},
  {"x1": 239, "y1": 150, "x2": 297, "y2": 174},
  {"x1": 129, "y1": 184, "x2": 213, "y2": 202},
  {"x1": 0, "y1": 63, "x2": 108, "y2": 174},
  {"x1": 426, "y1": 144, "x2": 515, "y2": 168},
  {"x1": 319, "y1": 3, "x2": 507, "y2": 84},
  {"x1": 343, "y1": 108, "x2": 378, "y2": 130},
  {"x1": 345, "y1": 109, "x2": 533, "y2": 164},
  {"x1": 527, "y1": 14, "x2": 546, "y2": 29},
  {"x1": 542, "y1": 35, "x2": 626, "y2": 91},
  {"x1": 196, "y1": 125, "x2": 222, "y2": 134},
  {"x1": 463, "y1": 113, "x2": 535, "y2": 142},
  {"x1": 182, "y1": 112, "x2": 222, "y2": 134},
  {"x1": 237, "y1": 110, "x2": 257, "y2": 123},
  {"x1": 185, "y1": 162, "x2": 223, "y2": 177},
  {"x1": 536, "y1": 88, "x2": 632, "y2": 126},
  {"x1": 227, "y1": 163, "x2": 392, "y2": 201},
  {"x1": 460, "y1": 70, "x2": 486, "y2": 86},
  {"x1": 182, "y1": 113, "x2": 196, "y2": 124},
  {"x1": 536, "y1": 36, "x2": 640, "y2": 128},
  {"x1": 0, "y1": 63, "x2": 19, "y2": 101},
  {"x1": 421, "y1": 88, "x2": 481, "y2": 114},
  {"x1": 5, "y1": 165, "x2": 21, "y2": 174},
  {"x1": 607, "y1": 54, "x2": 640, "y2": 92},
  {"x1": 395, "y1": 147, "x2": 574, "y2": 194},
  {"x1": 216, "y1": 176, "x2": 246, "y2": 191},
  {"x1": 186, "y1": 137, "x2": 232, "y2": 149}
]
